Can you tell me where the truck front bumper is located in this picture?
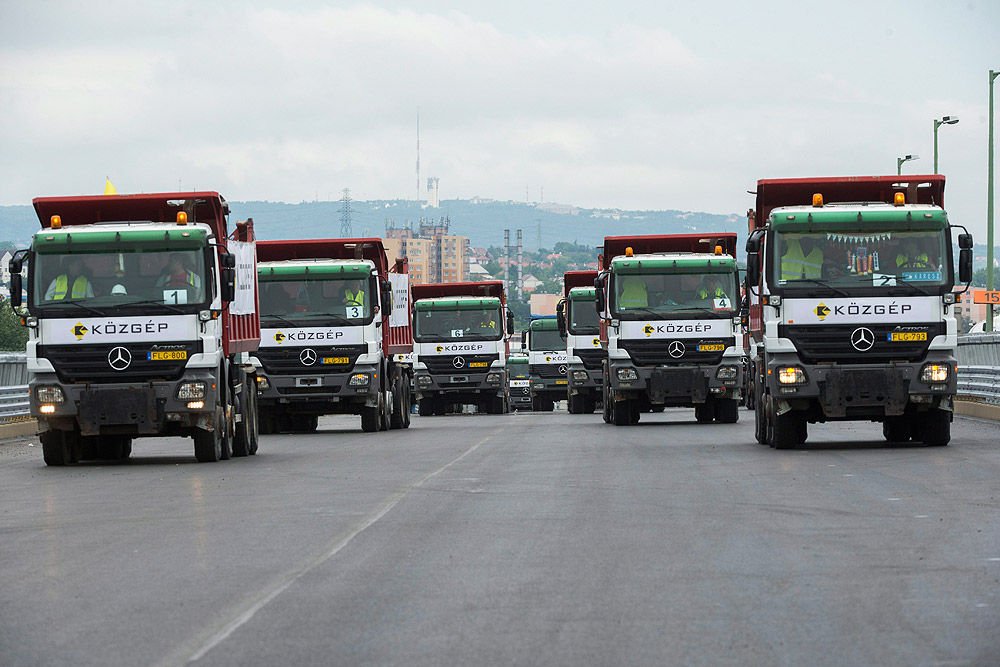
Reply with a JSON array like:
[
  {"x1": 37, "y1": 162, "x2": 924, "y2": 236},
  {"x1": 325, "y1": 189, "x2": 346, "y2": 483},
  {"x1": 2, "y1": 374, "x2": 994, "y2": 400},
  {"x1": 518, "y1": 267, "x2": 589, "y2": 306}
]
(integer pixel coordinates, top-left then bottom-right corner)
[
  {"x1": 30, "y1": 369, "x2": 220, "y2": 437},
  {"x1": 764, "y1": 353, "x2": 956, "y2": 419},
  {"x1": 608, "y1": 360, "x2": 743, "y2": 406},
  {"x1": 256, "y1": 365, "x2": 379, "y2": 412},
  {"x1": 530, "y1": 376, "x2": 569, "y2": 401},
  {"x1": 414, "y1": 369, "x2": 507, "y2": 401},
  {"x1": 568, "y1": 364, "x2": 603, "y2": 396}
]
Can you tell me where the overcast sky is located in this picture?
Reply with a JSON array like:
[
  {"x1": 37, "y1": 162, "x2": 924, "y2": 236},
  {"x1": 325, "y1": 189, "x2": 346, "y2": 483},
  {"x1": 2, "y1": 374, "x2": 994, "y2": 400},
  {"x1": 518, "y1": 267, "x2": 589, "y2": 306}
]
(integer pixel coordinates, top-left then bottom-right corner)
[{"x1": 2, "y1": 1, "x2": 998, "y2": 236}]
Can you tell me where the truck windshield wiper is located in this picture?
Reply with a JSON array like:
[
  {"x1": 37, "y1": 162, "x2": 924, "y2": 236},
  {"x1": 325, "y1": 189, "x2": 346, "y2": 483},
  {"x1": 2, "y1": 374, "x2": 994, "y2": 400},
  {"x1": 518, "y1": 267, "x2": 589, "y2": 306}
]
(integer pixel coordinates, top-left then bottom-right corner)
[
  {"x1": 617, "y1": 307, "x2": 667, "y2": 319},
  {"x1": 301, "y1": 313, "x2": 354, "y2": 326},
  {"x1": 42, "y1": 300, "x2": 106, "y2": 317},
  {"x1": 881, "y1": 275, "x2": 937, "y2": 296},
  {"x1": 261, "y1": 313, "x2": 299, "y2": 327},
  {"x1": 788, "y1": 278, "x2": 851, "y2": 298},
  {"x1": 114, "y1": 298, "x2": 187, "y2": 315}
]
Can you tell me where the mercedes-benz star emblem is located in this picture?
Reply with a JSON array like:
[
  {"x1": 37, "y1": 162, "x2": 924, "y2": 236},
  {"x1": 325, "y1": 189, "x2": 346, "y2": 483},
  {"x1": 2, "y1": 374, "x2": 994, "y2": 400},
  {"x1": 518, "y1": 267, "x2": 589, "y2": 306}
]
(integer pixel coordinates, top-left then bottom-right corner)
[
  {"x1": 299, "y1": 348, "x2": 318, "y2": 366},
  {"x1": 108, "y1": 346, "x2": 132, "y2": 371},
  {"x1": 667, "y1": 341, "x2": 686, "y2": 358},
  {"x1": 452, "y1": 356, "x2": 466, "y2": 369},
  {"x1": 558, "y1": 364, "x2": 567, "y2": 375},
  {"x1": 850, "y1": 327, "x2": 876, "y2": 352}
]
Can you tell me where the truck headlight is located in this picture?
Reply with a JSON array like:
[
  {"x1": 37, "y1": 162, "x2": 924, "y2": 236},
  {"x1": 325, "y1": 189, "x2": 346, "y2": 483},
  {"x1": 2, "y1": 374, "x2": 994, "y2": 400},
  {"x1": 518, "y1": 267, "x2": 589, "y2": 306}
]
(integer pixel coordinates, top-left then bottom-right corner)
[
  {"x1": 36, "y1": 386, "x2": 65, "y2": 403},
  {"x1": 177, "y1": 382, "x2": 207, "y2": 400},
  {"x1": 349, "y1": 373, "x2": 371, "y2": 386},
  {"x1": 616, "y1": 367, "x2": 638, "y2": 382},
  {"x1": 716, "y1": 365, "x2": 738, "y2": 380},
  {"x1": 920, "y1": 363, "x2": 950, "y2": 383},
  {"x1": 572, "y1": 371, "x2": 589, "y2": 382},
  {"x1": 776, "y1": 366, "x2": 807, "y2": 385},
  {"x1": 255, "y1": 375, "x2": 271, "y2": 391},
  {"x1": 416, "y1": 374, "x2": 433, "y2": 387},
  {"x1": 486, "y1": 372, "x2": 502, "y2": 384}
]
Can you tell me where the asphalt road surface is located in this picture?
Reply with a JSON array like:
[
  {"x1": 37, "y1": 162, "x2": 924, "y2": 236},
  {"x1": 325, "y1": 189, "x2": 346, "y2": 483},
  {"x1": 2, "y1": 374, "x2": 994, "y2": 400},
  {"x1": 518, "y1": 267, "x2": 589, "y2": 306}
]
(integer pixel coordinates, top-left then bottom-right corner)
[{"x1": 2, "y1": 408, "x2": 998, "y2": 666}]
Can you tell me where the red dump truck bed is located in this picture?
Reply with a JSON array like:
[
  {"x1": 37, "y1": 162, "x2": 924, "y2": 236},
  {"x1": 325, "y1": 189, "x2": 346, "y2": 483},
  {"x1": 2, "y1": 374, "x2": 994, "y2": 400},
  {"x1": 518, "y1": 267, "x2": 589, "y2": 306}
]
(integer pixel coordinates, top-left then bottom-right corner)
[
  {"x1": 563, "y1": 270, "x2": 597, "y2": 297},
  {"x1": 410, "y1": 280, "x2": 506, "y2": 301},
  {"x1": 256, "y1": 238, "x2": 412, "y2": 355},
  {"x1": 600, "y1": 233, "x2": 738, "y2": 268},
  {"x1": 749, "y1": 174, "x2": 946, "y2": 231},
  {"x1": 31, "y1": 191, "x2": 259, "y2": 355}
]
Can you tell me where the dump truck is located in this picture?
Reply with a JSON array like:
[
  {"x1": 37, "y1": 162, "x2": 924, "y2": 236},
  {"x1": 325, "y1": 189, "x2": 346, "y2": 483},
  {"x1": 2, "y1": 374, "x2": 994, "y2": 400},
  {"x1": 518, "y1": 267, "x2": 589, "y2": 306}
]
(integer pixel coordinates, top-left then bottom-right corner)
[
  {"x1": 507, "y1": 354, "x2": 532, "y2": 411},
  {"x1": 596, "y1": 233, "x2": 743, "y2": 425},
  {"x1": 411, "y1": 281, "x2": 513, "y2": 415},
  {"x1": 250, "y1": 238, "x2": 413, "y2": 433},
  {"x1": 745, "y1": 175, "x2": 973, "y2": 447},
  {"x1": 522, "y1": 317, "x2": 566, "y2": 412},
  {"x1": 8, "y1": 192, "x2": 261, "y2": 465},
  {"x1": 557, "y1": 270, "x2": 604, "y2": 414}
]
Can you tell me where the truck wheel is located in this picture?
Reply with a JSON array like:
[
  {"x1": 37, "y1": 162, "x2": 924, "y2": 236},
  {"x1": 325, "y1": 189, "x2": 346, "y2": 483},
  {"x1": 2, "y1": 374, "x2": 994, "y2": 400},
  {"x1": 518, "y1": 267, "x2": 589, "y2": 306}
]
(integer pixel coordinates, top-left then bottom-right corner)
[
  {"x1": 390, "y1": 375, "x2": 406, "y2": 429},
  {"x1": 567, "y1": 394, "x2": 582, "y2": 414},
  {"x1": 361, "y1": 404, "x2": 380, "y2": 432},
  {"x1": 602, "y1": 384, "x2": 612, "y2": 423},
  {"x1": 247, "y1": 384, "x2": 260, "y2": 454},
  {"x1": 753, "y1": 383, "x2": 768, "y2": 444},
  {"x1": 232, "y1": 387, "x2": 251, "y2": 457},
  {"x1": 882, "y1": 416, "x2": 912, "y2": 443},
  {"x1": 771, "y1": 410, "x2": 802, "y2": 450},
  {"x1": 694, "y1": 403, "x2": 714, "y2": 424},
  {"x1": 920, "y1": 409, "x2": 951, "y2": 446},
  {"x1": 715, "y1": 399, "x2": 739, "y2": 424},
  {"x1": 40, "y1": 431, "x2": 79, "y2": 466},
  {"x1": 401, "y1": 382, "x2": 412, "y2": 427},
  {"x1": 432, "y1": 400, "x2": 447, "y2": 416},
  {"x1": 379, "y1": 390, "x2": 392, "y2": 431},
  {"x1": 612, "y1": 399, "x2": 632, "y2": 426},
  {"x1": 193, "y1": 407, "x2": 225, "y2": 462},
  {"x1": 418, "y1": 397, "x2": 433, "y2": 417}
]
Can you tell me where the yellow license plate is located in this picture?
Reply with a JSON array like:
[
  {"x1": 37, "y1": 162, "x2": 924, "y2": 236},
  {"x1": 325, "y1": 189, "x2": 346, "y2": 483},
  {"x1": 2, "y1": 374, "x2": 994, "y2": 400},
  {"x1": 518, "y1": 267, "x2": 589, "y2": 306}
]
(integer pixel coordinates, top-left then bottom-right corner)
[
  {"x1": 322, "y1": 356, "x2": 350, "y2": 364},
  {"x1": 470, "y1": 361, "x2": 488, "y2": 368},
  {"x1": 889, "y1": 332, "x2": 927, "y2": 342},
  {"x1": 148, "y1": 350, "x2": 187, "y2": 361},
  {"x1": 555, "y1": 379, "x2": 568, "y2": 385},
  {"x1": 698, "y1": 344, "x2": 726, "y2": 352}
]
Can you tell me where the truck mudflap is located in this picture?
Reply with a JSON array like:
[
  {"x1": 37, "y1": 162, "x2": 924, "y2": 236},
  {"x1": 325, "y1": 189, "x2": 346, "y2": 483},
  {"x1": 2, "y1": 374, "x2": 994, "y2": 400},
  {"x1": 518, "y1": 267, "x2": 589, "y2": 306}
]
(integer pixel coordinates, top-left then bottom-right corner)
[
  {"x1": 79, "y1": 387, "x2": 160, "y2": 436},
  {"x1": 648, "y1": 368, "x2": 709, "y2": 404},
  {"x1": 818, "y1": 368, "x2": 909, "y2": 418}
]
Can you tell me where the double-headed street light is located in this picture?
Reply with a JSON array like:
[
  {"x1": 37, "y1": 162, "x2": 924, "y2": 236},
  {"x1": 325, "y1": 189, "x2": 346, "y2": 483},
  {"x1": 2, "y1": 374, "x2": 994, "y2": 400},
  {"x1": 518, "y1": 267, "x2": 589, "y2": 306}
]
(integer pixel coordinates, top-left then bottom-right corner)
[
  {"x1": 933, "y1": 116, "x2": 959, "y2": 174},
  {"x1": 897, "y1": 154, "x2": 919, "y2": 176}
]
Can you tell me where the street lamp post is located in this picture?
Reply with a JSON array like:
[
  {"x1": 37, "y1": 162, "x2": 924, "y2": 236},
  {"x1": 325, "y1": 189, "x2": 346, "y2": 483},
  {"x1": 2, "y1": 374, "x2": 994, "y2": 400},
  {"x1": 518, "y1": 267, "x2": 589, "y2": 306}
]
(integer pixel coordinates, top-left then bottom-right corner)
[
  {"x1": 933, "y1": 115, "x2": 959, "y2": 174},
  {"x1": 988, "y1": 70, "x2": 999, "y2": 332},
  {"x1": 897, "y1": 154, "x2": 919, "y2": 176}
]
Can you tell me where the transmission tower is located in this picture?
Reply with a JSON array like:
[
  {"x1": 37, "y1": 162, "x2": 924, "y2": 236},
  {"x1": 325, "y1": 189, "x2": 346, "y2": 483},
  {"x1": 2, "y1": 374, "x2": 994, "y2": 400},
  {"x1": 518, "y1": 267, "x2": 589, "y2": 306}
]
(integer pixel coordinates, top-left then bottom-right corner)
[{"x1": 339, "y1": 188, "x2": 353, "y2": 237}]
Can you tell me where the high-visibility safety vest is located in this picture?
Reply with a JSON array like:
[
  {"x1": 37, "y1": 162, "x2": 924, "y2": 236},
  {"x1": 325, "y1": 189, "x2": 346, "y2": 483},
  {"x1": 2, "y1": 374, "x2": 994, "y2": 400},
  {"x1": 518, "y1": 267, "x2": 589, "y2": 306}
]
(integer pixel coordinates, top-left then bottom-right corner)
[
  {"x1": 697, "y1": 285, "x2": 728, "y2": 300},
  {"x1": 618, "y1": 277, "x2": 647, "y2": 308},
  {"x1": 344, "y1": 289, "x2": 365, "y2": 306},
  {"x1": 781, "y1": 240, "x2": 823, "y2": 280},
  {"x1": 896, "y1": 253, "x2": 930, "y2": 269},
  {"x1": 164, "y1": 270, "x2": 198, "y2": 288},
  {"x1": 52, "y1": 275, "x2": 90, "y2": 300}
]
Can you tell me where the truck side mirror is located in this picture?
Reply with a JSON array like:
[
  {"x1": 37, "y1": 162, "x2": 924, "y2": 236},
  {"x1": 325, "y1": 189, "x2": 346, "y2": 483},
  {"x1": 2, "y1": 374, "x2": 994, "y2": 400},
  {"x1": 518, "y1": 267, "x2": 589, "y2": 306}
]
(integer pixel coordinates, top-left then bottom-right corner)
[
  {"x1": 746, "y1": 253, "x2": 760, "y2": 285},
  {"x1": 506, "y1": 310, "x2": 514, "y2": 334},
  {"x1": 556, "y1": 300, "x2": 567, "y2": 339},
  {"x1": 221, "y1": 252, "x2": 236, "y2": 269},
  {"x1": 9, "y1": 274, "x2": 22, "y2": 310},
  {"x1": 594, "y1": 286, "x2": 604, "y2": 313},
  {"x1": 958, "y1": 233, "x2": 973, "y2": 250},
  {"x1": 380, "y1": 280, "x2": 392, "y2": 313},
  {"x1": 221, "y1": 267, "x2": 236, "y2": 302},
  {"x1": 959, "y1": 248, "x2": 973, "y2": 284}
]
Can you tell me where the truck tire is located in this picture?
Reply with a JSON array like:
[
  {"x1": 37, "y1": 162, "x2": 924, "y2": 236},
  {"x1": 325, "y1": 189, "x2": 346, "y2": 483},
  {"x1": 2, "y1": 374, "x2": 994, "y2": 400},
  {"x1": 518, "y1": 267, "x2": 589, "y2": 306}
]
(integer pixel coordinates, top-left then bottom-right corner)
[
  {"x1": 920, "y1": 409, "x2": 951, "y2": 446},
  {"x1": 418, "y1": 397, "x2": 433, "y2": 417},
  {"x1": 361, "y1": 404, "x2": 380, "y2": 432},
  {"x1": 40, "y1": 430, "x2": 79, "y2": 466},
  {"x1": 694, "y1": 403, "x2": 714, "y2": 424},
  {"x1": 401, "y1": 381, "x2": 412, "y2": 427},
  {"x1": 771, "y1": 410, "x2": 802, "y2": 450},
  {"x1": 390, "y1": 374, "x2": 406, "y2": 429},
  {"x1": 232, "y1": 385, "x2": 251, "y2": 456},
  {"x1": 753, "y1": 382, "x2": 768, "y2": 444},
  {"x1": 602, "y1": 383, "x2": 612, "y2": 423},
  {"x1": 379, "y1": 390, "x2": 391, "y2": 431},
  {"x1": 882, "y1": 416, "x2": 912, "y2": 443},
  {"x1": 612, "y1": 399, "x2": 632, "y2": 426},
  {"x1": 194, "y1": 406, "x2": 225, "y2": 462},
  {"x1": 715, "y1": 398, "x2": 739, "y2": 424}
]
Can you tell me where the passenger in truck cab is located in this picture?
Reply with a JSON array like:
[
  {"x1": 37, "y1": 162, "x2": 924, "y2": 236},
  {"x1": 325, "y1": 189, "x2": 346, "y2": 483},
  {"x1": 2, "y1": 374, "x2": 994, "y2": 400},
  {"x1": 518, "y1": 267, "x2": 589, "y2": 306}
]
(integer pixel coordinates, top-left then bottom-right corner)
[
  {"x1": 157, "y1": 254, "x2": 202, "y2": 292},
  {"x1": 618, "y1": 276, "x2": 648, "y2": 308},
  {"x1": 780, "y1": 237, "x2": 823, "y2": 280},
  {"x1": 45, "y1": 256, "x2": 94, "y2": 300},
  {"x1": 895, "y1": 240, "x2": 937, "y2": 271}
]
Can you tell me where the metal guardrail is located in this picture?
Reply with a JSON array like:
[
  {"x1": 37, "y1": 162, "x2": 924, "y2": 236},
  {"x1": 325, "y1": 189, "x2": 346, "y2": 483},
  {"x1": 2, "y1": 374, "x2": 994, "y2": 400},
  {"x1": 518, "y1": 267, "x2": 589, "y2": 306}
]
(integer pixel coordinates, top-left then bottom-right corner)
[
  {"x1": 956, "y1": 333, "x2": 1000, "y2": 405},
  {"x1": 0, "y1": 385, "x2": 29, "y2": 423}
]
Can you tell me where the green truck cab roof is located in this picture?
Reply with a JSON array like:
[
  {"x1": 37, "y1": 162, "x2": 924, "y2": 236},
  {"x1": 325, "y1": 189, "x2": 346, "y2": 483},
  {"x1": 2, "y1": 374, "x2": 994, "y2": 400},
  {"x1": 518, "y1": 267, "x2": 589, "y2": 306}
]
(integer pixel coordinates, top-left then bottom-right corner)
[
  {"x1": 414, "y1": 296, "x2": 501, "y2": 311},
  {"x1": 610, "y1": 253, "x2": 737, "y2": 274},
  {"x1": 33, "y1": 225, "x2": 209, "y2": 253},
  {"x1": 768, "y1": 204, "x2": 948, "y2": 231},
  {"x1": 529, "y1": 318, "x2": 560, "y2": 331},
  {"x1": 258, "y1": 260, "x2": 373, "y2": 280},
  {"x1": 508, "y1": 355, "x2": 529, "y2": 364},
  {"x1": 568, "y1": 286, "x2": 596, "y2": 300}
]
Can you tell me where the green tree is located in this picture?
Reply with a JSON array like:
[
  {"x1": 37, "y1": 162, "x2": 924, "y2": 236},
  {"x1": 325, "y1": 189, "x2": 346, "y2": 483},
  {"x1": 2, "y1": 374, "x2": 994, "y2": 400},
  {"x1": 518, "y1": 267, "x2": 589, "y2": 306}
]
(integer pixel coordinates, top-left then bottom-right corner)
[{"x1": 0, "y1": 298, "x2": 28, "y2": 351}]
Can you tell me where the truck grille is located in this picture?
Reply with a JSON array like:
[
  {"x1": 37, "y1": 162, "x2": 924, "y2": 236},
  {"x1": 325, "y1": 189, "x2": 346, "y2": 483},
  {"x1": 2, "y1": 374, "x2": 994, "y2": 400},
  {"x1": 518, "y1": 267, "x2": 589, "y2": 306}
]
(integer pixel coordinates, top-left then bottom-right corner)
[
  {"x1": 255, "y1": 344, "x2": 367, "y2": 375},
  {"x1": 39, "y1": 341, "x2": 202, "y2": 384},
  {"x1": 575, "y1": 348, "x2": 607, "y2": 370},
  {"x1": 422, "y1": 354, "x2": 498, "y2": 375},
  {"x1": 618, "y1": 339, "x2": 727, "y2": 366},
  {"x1": 779, "y1": 323, "x2": 943, "y2": 364},
  {"x1": 530, "y1": 363, "x2": 566, "y2": 378}
]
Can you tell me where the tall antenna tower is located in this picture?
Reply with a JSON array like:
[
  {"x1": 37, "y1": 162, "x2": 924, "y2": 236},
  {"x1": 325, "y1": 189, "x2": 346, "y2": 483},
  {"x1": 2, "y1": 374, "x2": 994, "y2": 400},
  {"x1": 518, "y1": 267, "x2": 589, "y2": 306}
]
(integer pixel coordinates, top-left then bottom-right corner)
[
  {"x1": 339, "y1": 188, "x2": 353, "y2": 237},
  {"x1": 416, "y1": 111, "x2": 421, "y2": 205}
]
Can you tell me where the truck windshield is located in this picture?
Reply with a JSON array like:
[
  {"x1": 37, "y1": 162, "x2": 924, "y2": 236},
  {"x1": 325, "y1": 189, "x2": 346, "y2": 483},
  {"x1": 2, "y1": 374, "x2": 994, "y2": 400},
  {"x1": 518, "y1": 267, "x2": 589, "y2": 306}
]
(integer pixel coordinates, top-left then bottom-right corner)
[
  {"x1": 414, "y1": 307, "x2": 502, "y2": 342},
  {"x1": 529, "y1": 328, "x2": 564, "y2": 351},
  {"x1": 569, "y1": 298, "x2": 599, "y2": 335},
  {"x1": 259, "y1": 275, "x2": 374, "y2": 325},
  {"x1": 31, "y1": 248, "x2": 208, "y2": 314},
  {"x1": 611, "y1": 271, "x2": 738, "y2": 319},
  {"x1": 771, "y1": 229, "x2": 950, "y2": 293}
]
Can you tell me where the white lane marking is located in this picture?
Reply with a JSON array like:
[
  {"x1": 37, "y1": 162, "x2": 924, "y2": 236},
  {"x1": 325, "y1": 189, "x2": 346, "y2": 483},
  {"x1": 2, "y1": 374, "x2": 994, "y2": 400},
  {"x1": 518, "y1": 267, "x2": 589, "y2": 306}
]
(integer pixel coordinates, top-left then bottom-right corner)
[
  {"x1": 178, "y1": 432, "x2": 496, "y2": 665},
  {"x1": 914, "y1": 515, "x2": 929, "y2": 519},
  {"x1": 988, "y1": 558, "x2": 1000, "y2": 562}
]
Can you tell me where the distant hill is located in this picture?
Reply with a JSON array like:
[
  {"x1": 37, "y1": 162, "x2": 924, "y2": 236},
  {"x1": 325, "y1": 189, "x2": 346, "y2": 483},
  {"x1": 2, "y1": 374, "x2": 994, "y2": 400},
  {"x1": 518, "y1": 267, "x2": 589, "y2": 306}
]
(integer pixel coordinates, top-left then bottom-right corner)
[{"x1": 0, "y1": 198, "x2": 746, "y2": 256}]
